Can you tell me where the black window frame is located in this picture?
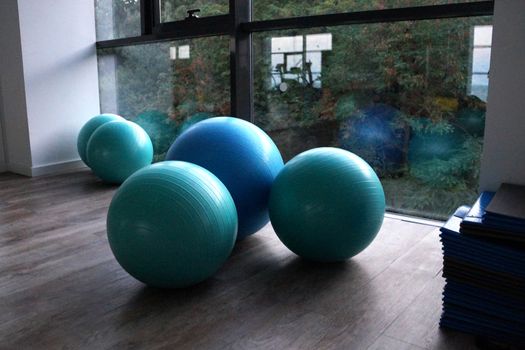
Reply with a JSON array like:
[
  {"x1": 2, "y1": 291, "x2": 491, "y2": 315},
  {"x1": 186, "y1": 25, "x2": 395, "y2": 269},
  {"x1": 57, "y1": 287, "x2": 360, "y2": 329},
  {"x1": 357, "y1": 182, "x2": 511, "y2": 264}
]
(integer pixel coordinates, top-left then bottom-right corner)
[{"x1": 95, "y1": 0, "x2": 495, "y2": 122}]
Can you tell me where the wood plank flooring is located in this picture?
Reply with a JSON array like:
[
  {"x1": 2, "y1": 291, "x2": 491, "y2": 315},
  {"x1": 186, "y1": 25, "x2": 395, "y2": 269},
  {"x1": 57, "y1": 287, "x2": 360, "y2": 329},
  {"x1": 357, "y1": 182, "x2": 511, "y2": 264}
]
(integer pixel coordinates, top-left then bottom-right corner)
[{"x1": 0, "y1": 170, "x2": 481, "y2": 349}]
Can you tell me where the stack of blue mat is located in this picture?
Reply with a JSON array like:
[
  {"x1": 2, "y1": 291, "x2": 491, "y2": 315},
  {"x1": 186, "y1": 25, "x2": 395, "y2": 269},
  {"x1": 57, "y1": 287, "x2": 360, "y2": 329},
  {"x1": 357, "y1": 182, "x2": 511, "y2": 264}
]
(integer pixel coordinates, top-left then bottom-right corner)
[{"x1": 439, "y1": 184, "x2": 525, "y2": 345}]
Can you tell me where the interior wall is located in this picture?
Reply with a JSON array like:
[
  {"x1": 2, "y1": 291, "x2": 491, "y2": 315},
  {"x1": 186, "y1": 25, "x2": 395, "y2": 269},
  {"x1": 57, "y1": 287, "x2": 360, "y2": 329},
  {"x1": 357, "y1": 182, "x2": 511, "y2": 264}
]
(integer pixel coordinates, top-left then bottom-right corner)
[
  {"x1": 479, "y1": 0, "x2": 525, "y2": 191},
  {"x1": 0, "y1": 0, "x2": 33, "y2": 175},
  {"x1": 0, "y1": 87, "x2": 6, "y2": 172},
  {"x1": 17, "y1": 0, "x2": 100, "y2": 174}
]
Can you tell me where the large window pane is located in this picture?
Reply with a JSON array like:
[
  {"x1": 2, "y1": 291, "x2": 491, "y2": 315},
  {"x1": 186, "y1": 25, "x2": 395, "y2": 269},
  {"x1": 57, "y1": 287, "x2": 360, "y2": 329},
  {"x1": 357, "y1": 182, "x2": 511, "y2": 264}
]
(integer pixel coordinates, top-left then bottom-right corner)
[
  {"x1": 253, "y1": 0, "x2": 486, "y2": 21},
  {"x1": 160, "y1": 0, "x2": 228, "y2": 22},
  {"x1": 253, "y1": 17, "x2": 492, "y2": 220},
  {"x1": 97, "y1": 36, "x2": 230, "y2": 161},
  {"x1": 95, "y1": 0, "x2": 141, "y2": 41}
]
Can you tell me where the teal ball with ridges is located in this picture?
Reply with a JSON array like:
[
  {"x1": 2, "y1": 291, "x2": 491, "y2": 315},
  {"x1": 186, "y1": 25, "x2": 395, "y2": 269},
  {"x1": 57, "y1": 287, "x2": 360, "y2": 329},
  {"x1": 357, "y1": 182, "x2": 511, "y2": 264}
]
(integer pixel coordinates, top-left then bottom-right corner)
[
  {"x1": 77, "y1": 114, "x2": 124, "y2": 166},
  {"x1": 269, "y1": 147, "x2": 385, "y2": 262},
  {"x1": 107, "y1": 161, "x2": 238, "y2": 288},
  {"x1": 86, "y1": 120, "x2": 153, "y2": 184}
]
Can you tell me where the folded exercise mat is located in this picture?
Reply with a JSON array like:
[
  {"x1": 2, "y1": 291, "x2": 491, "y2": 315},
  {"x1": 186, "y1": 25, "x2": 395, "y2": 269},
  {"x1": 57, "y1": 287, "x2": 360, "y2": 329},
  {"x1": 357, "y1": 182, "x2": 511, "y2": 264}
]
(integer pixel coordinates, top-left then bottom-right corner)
[
  {"x1": 460, "y1": 192, "x2": 525, "y2": 243},
  {"x1": 445, "y1": 280, "x2": 525, "y2": 311},
  {"x1": 441, "y1": 245, "x2": 525, "y2": 277},
  {"x1": 441, "y1": 206, "x2": 525, "y2": 276},
  {"x1": 441, "y1": 206, "x2": 525, "y2": 256},
  {"x1": 443, "y1": 303, "x2": 525, "y2": 336},
  {"x1": 443, "y1": 260, "x2": 525, "y2": 299},
  {"x1": 443, "y1": 288, "x2": 525, "y2": 323},
  {"x1": 485, "y1": 183, "x2": 525, "y2": 223},
  {"x1": 440, "y1": 204, "x2": 525, "y2": 345},
  {"x1": 440, "y1": 234, "x2": 525, "y2": 264},
  {"x1": 440, "y1": 313, "x2": 525, "y2": 345}
]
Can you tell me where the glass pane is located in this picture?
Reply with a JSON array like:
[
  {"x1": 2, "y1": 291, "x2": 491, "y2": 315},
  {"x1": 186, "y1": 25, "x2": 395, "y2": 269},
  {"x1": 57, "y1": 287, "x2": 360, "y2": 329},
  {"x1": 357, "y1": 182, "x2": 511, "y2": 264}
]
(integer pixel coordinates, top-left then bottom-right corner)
[
  {"x1": 470, "y1": 74, "x2": 489, "y2": 102},
  {"x1": 97, "y1": 36, "x2": 230, "y2": 161},
  {"x1": 160, "y1": 0, "x2": 228, "y2": 22},
  {"x1": 253, "y1": 16, "x2": 492, "y2": 220},
  {"x1": 473, "y1": 25, "x2": 493, "y2": 46},
  {"x1": 95, "y1": 0, "x2": 141, "y2": 41},
  {"x1": 472, "y1": 47, "x2": 491, "y2": 73},
  {"x1": 254, "y1": 0, "x2": 486, "y2": 21}
]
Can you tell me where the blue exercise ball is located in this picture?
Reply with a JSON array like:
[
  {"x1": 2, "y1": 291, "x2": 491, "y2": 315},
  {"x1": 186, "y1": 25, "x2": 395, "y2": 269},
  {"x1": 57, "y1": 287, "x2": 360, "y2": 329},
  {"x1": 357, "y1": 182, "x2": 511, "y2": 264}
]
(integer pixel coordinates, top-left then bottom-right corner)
[
  {"x1": 87, "y1": 120, "x2": 153, "y2": 184},
  {"x1": 269, "y1": 147, "x2": 385, "y2": 262},
  {"x1": 165, "y1": 117, "x2": 284, "y2": 240},
  {"x1": 77, "y1": 114, "x2": 124, "y2": 166},
  {"x1": 107, "y1": 161, "x2": 238, "y2": 288}
]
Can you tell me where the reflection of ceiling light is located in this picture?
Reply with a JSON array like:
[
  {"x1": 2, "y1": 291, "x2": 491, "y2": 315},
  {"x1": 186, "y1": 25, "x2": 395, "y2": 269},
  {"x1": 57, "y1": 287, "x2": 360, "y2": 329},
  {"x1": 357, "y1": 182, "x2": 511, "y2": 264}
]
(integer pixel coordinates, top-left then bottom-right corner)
[
  {"x1": 306, "y1": 33, "x2": 332, "y2": 51},
  {"x1": 271, "y1": 36, "x2": 303, "y2": 53},
  {"x1": 178, "y1": 45, "x2": 190, "y2": 59},
  {"x1": 169, "y1": 45, "x2": 190, "y2": 60},
  {"x1": 169, "y1": 46, "x2": 177, "y2": 60}
]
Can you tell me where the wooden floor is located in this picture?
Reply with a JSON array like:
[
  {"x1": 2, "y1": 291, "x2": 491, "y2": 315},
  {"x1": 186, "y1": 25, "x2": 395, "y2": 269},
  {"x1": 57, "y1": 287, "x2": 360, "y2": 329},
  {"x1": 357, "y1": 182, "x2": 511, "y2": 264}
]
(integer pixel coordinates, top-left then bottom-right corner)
[{"x1": 0, "y1": 170, "x2": 481, "y2": 350}]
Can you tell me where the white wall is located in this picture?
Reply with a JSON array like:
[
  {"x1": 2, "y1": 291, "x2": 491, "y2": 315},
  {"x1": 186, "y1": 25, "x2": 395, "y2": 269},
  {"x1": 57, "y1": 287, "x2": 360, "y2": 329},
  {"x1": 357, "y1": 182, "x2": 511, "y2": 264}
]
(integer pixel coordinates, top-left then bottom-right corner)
[
  {"x1": 17, "y1": 0, "x2": 100, "y2": 175},
  {"x1": 479, "y1": 0, "x2": 525, "y2": 191},
  {"x1": 0, "y1": 92, "x2": 6, "y2": 172},
  {"x1": 0, "y1": 0, "x2": 33, "y2": 175}
]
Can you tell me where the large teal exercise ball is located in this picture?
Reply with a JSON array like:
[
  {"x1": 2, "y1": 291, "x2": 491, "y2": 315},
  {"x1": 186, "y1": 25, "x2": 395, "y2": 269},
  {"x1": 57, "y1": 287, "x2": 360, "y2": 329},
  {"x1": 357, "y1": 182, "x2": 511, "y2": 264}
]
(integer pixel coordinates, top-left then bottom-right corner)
[
  {"x1": 107, "y1": 161, "x2": 238, "y2": 288},
  {"x1": 166, "y1": 117, "x2": 284, "y2": 240},
  {"x1": 77, "y1": 114, "x2": 124, "y2": 166},
  {"x1": 269, "y1": 147, "x2": 385, "y2": 262},
  {"x1": 87, "y1": 120, "x2": 153, "y2": 184}
]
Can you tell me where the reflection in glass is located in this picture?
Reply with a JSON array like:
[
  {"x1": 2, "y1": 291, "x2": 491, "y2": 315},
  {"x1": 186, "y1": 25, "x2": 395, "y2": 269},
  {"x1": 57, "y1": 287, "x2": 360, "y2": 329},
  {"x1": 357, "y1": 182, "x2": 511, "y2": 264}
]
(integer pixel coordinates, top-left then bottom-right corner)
[
  {"x1": 472, "y1": 48, "x2": 491, "y2": 73},
  {"x1": 95, "y1": 0, "x2": 141, "y2": 41},
  {"x1": 269, "y1": 34, "x2": 332, "y2": 89},
  {"x1": 253, "y1": 0, "x2": 486, "y2": 21},
  {"x1": 470, "y1": 25, "x2": 492, "y2": 102},
  {"x1": 254, "y1": 17, "x2": 492, "y2": 220},
  {"x1": 159, "y1": 0, "x2": 228, "y2": 22},
  {"x1": 97, "y1": 37, "x2": 230, "y2": 161}
]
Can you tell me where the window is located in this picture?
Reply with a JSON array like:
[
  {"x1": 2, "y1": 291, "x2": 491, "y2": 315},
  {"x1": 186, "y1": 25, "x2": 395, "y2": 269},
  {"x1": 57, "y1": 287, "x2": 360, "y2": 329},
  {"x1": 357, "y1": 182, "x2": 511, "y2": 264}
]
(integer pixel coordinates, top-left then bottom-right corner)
[
  {"x1": 95, "y1": 0, "x2": 494, "y2": 220},
  {"x1": 470, "y1": 25, "x2": 492, "y2": 101},
  {"x1": 159, "y1": 0, "x2": 229, "y2": 22},
  {"x1": 253, "y1": 0, "x2": 487, "y2": 21},
  {"x1": 254, "y1": 16, "x2": 491, "y2": 219},
  {"x1": 97, "y1": 36, "x2": 230, "y2": 161},
  {"x1": 95, "y1": 0, "x2": 141, "y2": 41}
]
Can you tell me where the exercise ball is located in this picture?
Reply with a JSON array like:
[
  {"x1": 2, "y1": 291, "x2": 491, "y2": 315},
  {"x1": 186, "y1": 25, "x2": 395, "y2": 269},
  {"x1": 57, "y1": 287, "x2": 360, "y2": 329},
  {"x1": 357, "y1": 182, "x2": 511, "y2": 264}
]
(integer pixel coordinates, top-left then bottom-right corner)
[
  {"x1": 77, "y1": 114, "x2": 124, "y2": 166},
  {"x1": 87, "y1": 120, "x2": 153, "y2": 184},
  {"x1": 269, "y1": 147, "x2": 385, "y2": 262},
  {"x1": 166, "y1": 117, "x2": 284, "y2": 240},
  {"x1": 107, "y1": 161, "x2": 237, "y2": 288}
]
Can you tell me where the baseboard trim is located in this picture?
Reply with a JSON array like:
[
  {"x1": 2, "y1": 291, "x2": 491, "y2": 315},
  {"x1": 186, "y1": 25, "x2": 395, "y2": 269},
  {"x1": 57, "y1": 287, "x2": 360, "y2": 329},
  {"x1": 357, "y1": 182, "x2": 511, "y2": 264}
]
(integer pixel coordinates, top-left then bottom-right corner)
[
  {"x1": 31, "y1": 159, "x2": 88, "y2": 177},
  {"x1": 6, "y1": 162, "x2": 32, "y2": 177}
]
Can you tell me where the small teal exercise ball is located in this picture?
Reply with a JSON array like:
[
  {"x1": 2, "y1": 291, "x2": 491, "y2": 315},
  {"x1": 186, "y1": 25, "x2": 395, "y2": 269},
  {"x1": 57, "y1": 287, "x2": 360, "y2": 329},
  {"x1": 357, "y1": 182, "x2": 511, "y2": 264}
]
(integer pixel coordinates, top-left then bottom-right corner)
[
  {"x1": 165, "y1": 117, "x2": 284, "y2": 240},
  {"x1": 87, "y1": 120, "x2": 153, "y2": 184},
  {"x1": 269, "y1": 147, "x2": 385, "y2": 262},
  {"x1": 107, "y1": 161, "x2": 238, "y2": 288},
  {"x1": 77, "y1": 114, "x2": 124, "y2": 166}
]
